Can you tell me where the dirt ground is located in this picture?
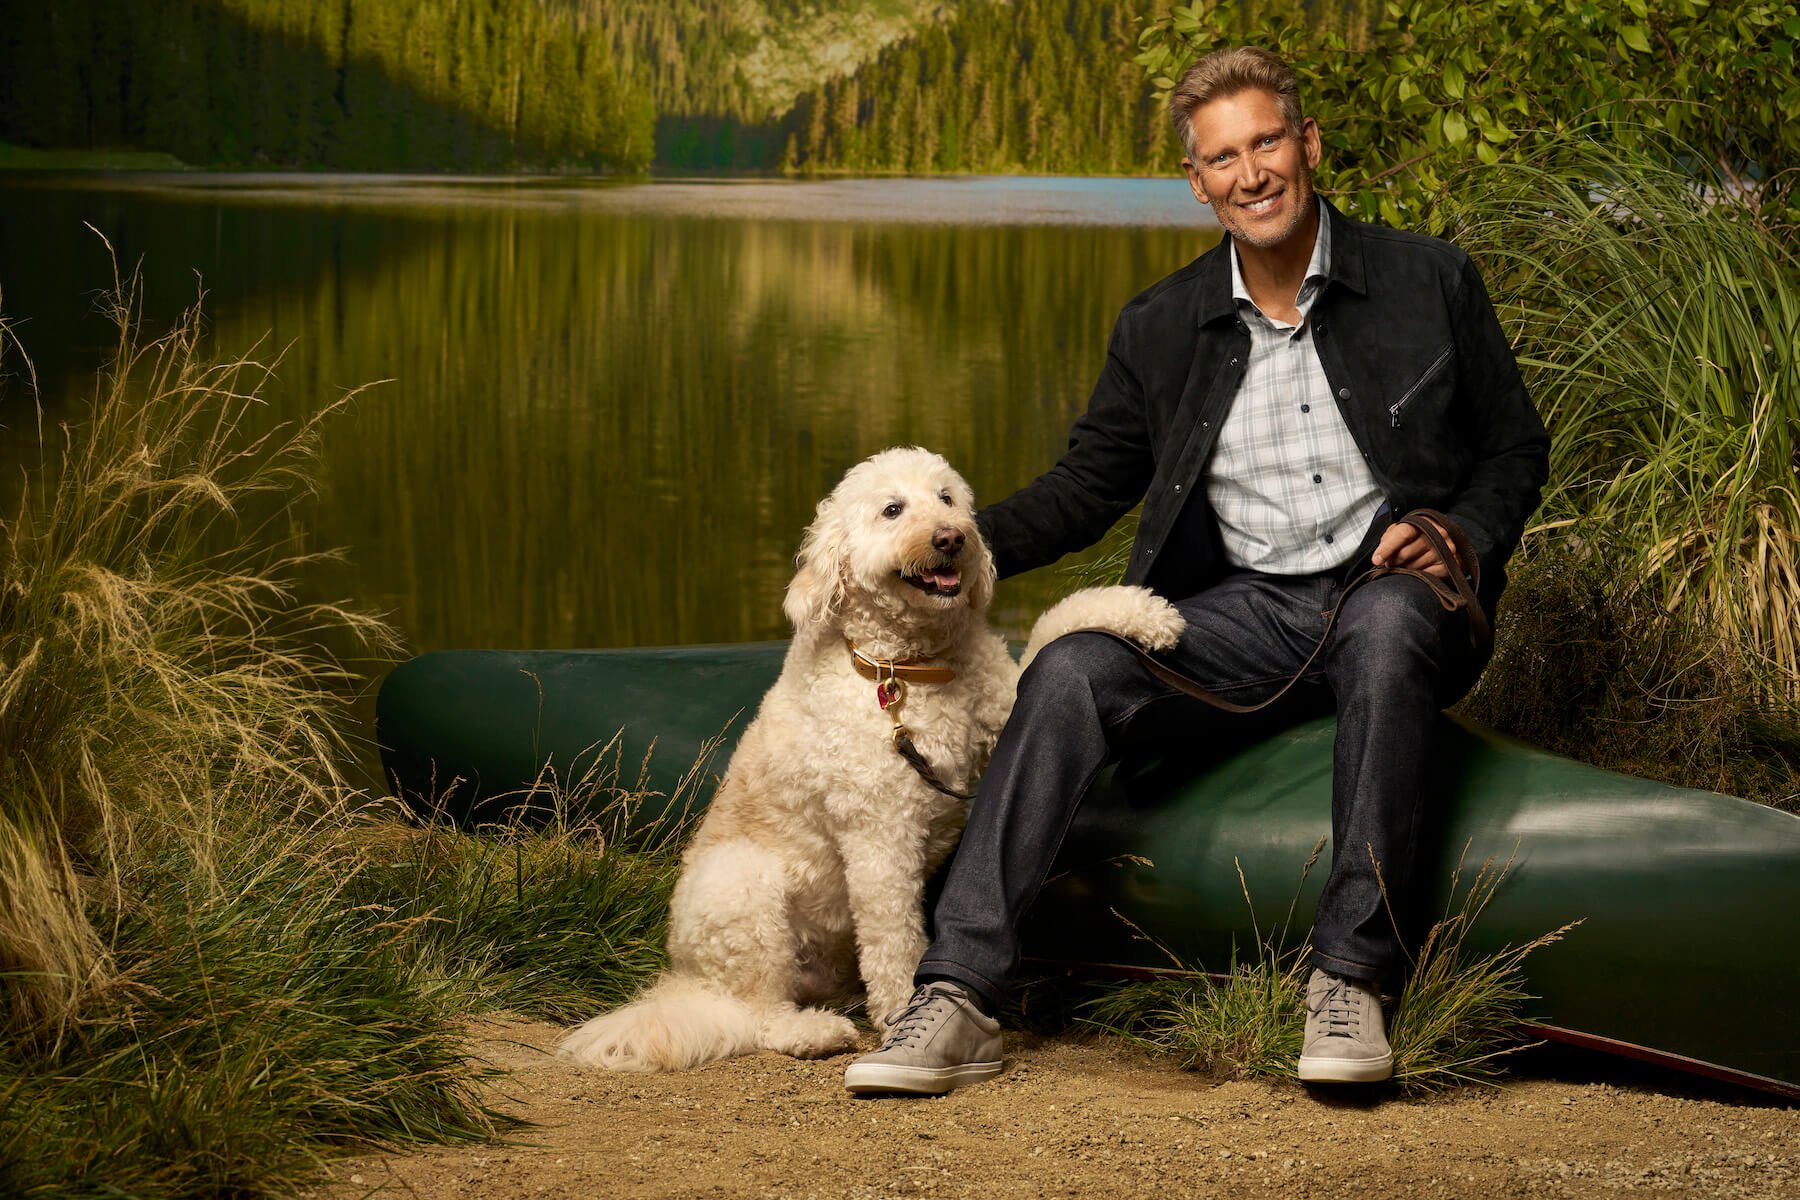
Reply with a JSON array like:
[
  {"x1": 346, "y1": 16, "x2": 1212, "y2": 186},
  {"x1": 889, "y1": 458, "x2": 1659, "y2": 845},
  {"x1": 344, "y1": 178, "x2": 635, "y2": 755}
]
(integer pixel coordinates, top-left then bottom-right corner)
[{"x1": 305, "y1": 1019, "x2": 1797, "y2": 1200}]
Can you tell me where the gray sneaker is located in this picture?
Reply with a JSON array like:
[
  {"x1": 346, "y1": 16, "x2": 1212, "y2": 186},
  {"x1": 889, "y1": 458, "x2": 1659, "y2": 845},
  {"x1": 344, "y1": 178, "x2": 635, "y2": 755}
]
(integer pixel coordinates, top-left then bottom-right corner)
[
  {"x1": 1296, "y1": 967, "x2": 1394, "y2": 1083},
  {"x1": 843, "y1": 982, "x2": 1003, "y2": 1095}
]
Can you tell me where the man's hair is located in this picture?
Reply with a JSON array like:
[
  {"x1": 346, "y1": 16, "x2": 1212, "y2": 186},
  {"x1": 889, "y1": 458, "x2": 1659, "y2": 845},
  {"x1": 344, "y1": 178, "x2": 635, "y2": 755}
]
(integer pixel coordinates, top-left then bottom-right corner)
[{"x1": 1167, "y1": 46, "x2": 1304, "y2": 164}]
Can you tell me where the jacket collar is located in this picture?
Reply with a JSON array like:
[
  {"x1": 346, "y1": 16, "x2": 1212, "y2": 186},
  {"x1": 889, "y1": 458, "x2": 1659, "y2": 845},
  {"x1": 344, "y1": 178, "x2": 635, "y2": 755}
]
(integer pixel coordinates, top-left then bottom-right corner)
[{"x1": 1195, "y1": 195, "x2": 1368, "y2": 327}]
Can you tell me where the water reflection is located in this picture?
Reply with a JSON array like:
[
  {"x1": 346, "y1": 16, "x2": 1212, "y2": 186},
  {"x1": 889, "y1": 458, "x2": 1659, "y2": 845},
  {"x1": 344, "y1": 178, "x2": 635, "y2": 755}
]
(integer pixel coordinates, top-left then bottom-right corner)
[{"x1": 0, "y1": 176, "x2": 1221, "y2": 652}]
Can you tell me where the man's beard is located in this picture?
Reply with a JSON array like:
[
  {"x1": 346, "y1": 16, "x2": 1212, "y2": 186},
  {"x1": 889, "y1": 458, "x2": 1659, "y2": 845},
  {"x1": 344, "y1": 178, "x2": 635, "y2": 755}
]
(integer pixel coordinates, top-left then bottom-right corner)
[{"x1": 1211, "y1": 166, "x2": 1316, "y2": 250}]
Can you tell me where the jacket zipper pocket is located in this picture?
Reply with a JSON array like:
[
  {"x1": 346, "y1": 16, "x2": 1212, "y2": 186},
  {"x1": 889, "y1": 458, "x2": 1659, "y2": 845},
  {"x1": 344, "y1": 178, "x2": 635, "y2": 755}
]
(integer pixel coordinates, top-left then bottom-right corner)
[{"x1": 1389, "y1": 344, "x2": 1454, "y2": 427}]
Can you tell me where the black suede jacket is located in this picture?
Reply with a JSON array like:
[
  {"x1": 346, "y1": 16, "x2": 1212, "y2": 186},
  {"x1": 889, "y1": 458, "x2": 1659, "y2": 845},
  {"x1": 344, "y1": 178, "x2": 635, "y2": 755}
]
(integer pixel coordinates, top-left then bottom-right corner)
[{"x1": 975, "y1": 199, "x2": 1550, "y2": 610}]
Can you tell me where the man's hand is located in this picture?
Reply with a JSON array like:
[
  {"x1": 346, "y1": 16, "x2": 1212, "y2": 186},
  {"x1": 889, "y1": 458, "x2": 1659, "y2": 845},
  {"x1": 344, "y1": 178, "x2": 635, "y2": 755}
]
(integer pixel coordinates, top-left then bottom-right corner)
[{"x1": 1371, "y1": 517, "x2": 1463, "y2": 579}]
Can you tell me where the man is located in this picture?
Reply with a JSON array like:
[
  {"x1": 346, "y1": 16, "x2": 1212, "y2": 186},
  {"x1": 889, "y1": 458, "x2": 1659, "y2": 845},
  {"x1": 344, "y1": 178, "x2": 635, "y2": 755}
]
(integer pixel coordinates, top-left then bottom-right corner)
[{"x1": 844, "y1": 46, "x2": 1549, "y2": 1093}]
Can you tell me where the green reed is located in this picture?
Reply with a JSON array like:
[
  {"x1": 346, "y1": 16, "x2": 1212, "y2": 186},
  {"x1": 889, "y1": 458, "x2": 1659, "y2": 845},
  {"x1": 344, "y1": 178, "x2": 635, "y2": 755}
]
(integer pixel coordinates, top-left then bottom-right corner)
[
  {"x1": 0, "y1": 258, "x2": 685, "y2": 1197},
  {"x1": 1080, "y1": 848, "x2": 1569, "y2": 1092},
  {"x1": 1439, "y1": 135, "x2": 1800, "y2": 699}
]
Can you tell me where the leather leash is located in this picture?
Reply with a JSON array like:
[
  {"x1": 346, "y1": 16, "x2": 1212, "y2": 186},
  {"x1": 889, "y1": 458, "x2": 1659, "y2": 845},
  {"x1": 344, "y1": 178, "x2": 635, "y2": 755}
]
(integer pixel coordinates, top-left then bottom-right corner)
[
  {"x1": 1085, "y1": 509, "x2": 1490, "y2": 716},
  {"x1": 844, "y1": 510, "x2": 1487, "y2": 795},
  {"x1": 847, "y1": 641, "x2": 976, "y2": 800}
]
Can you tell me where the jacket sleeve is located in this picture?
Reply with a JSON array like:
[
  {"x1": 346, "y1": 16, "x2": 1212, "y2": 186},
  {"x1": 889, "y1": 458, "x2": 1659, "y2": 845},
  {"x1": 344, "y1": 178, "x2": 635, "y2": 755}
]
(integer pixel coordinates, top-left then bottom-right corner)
[
  {"x1": 1442, "y1": 256, "x2": 1550, "y2": 587},
  {"x1": 975, "y1": 312, "x2": 1160, "y2": 580}
]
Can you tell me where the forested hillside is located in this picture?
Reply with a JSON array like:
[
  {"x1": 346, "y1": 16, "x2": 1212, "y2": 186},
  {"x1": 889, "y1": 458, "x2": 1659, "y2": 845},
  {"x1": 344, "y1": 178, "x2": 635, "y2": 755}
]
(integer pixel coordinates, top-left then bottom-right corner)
[
  {"x1": 0, "y1": 0, "x2": 1375, "y2": 174},
  {"x1": 0, "y1": 0, "x2": 654, "y2": 171}
]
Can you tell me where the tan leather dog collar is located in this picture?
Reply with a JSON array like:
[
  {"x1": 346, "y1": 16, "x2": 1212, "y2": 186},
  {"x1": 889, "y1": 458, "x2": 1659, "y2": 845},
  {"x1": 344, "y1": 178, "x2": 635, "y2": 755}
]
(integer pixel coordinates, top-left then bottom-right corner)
[{"x1": 846, "y1": 640, "x2": 956, "y2": 684}]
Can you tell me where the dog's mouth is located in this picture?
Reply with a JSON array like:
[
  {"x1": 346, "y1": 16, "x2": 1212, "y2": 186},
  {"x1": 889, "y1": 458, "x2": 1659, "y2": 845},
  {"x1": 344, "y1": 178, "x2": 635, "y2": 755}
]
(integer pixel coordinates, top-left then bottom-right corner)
[{"x1": 898, "y1": 566, "x2": 963, "y2": 597}]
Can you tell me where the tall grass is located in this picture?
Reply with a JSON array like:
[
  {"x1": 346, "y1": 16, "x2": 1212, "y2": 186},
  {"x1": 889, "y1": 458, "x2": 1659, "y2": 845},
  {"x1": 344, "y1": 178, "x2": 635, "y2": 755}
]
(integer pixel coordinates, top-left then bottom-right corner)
[
  {"x1": 1, "y1": 246, "x2": 394, "y2": 1036},
  {"x1": 1431, "y1": 136, "x2": 1800, "y2": 806},
  {"x1": 0, "y1": 261, "x2": 684, "y2": 1196},
  {"x1": 1083, "y1": 851, "x2": 1571, "y2": 1092},
  {"x1": 1439, "y1": 138, "x2": 1800, "y2": 698}
]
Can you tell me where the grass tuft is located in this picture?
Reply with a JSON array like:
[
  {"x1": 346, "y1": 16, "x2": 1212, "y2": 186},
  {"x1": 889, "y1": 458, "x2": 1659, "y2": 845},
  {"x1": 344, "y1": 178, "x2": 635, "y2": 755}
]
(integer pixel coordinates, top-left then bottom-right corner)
[{"x1": 1081, "y1": 849, "x2": 1570, "y2": 1092}]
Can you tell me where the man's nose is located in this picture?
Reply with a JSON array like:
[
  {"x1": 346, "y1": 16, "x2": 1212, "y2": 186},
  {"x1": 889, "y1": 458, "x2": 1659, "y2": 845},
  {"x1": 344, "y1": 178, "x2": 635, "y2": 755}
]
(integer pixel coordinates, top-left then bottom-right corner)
[
  {"x1": 932, "y1": 527, "x2": 965, "y2": 556},
  {"x1": 1235, "y1": 151, "x2": 1266, "y2": 191}
]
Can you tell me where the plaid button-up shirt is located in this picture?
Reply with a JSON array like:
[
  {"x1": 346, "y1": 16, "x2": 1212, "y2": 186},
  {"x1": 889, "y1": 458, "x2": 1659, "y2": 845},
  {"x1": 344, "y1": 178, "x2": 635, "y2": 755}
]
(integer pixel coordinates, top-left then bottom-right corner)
[{"x1": 1204, "y1": 206, "x2": 1385, "y2": 574}]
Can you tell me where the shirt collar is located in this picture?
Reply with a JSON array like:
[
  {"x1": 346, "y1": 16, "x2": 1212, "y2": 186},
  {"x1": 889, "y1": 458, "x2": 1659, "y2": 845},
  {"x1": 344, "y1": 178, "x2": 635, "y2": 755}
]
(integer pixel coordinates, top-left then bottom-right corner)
[
  {"x1": 1197, "y1": 196, "x2": 1364, "y2": 327},
  {"x1": 1229, "y1": 197, "x2": 1331, "y2": 320}
]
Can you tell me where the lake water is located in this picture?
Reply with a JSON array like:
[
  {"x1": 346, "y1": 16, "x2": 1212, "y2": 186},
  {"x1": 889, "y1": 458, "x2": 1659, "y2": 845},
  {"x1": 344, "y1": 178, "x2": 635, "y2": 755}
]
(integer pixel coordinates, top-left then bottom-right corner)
[{"x1": 0, "y1": 173, "x2": 1220, "y2": 655}]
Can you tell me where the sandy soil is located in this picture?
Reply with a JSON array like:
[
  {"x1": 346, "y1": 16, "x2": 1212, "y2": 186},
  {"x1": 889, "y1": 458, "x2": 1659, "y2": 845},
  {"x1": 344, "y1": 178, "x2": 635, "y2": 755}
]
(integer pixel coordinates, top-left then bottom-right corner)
[{"x1": 304, "y1": 1020, "x2": 1797, "y2": 1200}]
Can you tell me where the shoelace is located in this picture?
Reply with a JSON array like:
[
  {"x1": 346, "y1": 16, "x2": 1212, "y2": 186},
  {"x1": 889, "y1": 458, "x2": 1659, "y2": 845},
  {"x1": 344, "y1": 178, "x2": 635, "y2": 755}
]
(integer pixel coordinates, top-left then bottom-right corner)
[
  {"x1": 1311, "y1": 976, "x2": 1364, "y2": 1038},
  {"x1": 879, "y1": 986, "x2": 956, "y2": 1048}
]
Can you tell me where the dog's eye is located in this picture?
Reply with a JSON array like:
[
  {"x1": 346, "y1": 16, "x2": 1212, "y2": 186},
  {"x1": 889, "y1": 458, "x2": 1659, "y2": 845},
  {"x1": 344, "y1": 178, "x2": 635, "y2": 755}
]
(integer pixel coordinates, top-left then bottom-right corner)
[
  {"x1": 940, "y1": 492, "x2": 954, "y2": 506},
  {"x1": 882, "y1": 502, "x2": 903, "y2": 519}
]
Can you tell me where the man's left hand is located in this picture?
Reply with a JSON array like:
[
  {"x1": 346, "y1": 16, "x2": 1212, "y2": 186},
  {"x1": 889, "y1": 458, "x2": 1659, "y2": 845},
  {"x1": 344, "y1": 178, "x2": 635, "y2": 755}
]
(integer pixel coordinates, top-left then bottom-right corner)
[{"x1": 1371, "y1": 517, "x2": 1463, "y2": 579}]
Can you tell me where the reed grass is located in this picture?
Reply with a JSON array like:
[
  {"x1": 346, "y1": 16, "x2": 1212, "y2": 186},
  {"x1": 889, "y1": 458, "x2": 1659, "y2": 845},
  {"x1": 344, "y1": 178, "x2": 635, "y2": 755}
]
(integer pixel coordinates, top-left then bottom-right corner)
[
  {"x1": 1437, "y1": 136, "x2": 1800, "y2": 700},
  {"x1": 0, "y1": 259, "x2": 687, "y2": 1196},
  {"x1": 1081, "y1": 849, "x2": 1569, "y2": 1092}
]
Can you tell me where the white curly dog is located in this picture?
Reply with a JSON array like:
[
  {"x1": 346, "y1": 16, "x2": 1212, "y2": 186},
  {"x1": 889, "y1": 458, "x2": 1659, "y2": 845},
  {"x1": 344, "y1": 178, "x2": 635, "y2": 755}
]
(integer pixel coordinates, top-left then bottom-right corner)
[{"x1": 559, "y1": 447, "x2": 1183, "y2": 1072}]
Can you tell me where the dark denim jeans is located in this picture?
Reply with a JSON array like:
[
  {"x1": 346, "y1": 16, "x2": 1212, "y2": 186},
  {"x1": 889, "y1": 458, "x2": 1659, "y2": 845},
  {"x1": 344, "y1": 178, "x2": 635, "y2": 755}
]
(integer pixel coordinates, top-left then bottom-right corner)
[{"x1": 916, "y1": 567, "x2": 1484, "y2": 1009}]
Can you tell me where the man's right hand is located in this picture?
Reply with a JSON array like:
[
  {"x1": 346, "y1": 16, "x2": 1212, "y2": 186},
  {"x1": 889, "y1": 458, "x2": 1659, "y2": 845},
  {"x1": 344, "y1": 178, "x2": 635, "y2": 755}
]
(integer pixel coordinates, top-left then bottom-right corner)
[{"x1": 1371, "y1": 517, "x2": 1463, "y2": 579}]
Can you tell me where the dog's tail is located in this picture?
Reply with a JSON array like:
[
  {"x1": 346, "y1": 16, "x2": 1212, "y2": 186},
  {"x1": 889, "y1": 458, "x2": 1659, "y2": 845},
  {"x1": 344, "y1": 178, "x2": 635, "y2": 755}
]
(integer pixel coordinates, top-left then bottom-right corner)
[
  {"x1": 558, "y1": 974, "x2": 760, "y2": 1072},
  {"x1": 1020, "y1": 584, "x2": 1187, "y2": 671}
]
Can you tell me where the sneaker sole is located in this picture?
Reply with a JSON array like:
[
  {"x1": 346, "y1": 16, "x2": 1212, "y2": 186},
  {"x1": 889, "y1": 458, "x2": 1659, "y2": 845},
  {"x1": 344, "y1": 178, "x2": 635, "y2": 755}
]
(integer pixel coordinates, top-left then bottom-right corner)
[
  {"x1": 843, "y1": 1059, "x2": 1003, "y2": 1096},
  {"x1": 1296, "y1": 1052, "x2": 1394, "y2": 1084}
]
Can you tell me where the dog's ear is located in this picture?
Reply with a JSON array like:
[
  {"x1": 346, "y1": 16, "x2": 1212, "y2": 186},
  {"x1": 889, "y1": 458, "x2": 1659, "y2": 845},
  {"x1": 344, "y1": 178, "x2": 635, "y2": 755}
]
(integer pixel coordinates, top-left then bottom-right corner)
[
  {"x1": 966, "y1": 527, "x2": 998, "y2": 615},
  {"x1": 783, "y1": 495, "x2": 849, "y2": 630}
]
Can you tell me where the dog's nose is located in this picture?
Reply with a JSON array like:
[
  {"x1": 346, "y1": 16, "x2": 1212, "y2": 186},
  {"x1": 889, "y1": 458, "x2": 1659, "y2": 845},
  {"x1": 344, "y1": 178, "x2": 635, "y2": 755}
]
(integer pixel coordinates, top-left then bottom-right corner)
[{"x1": 932, "y1": 527, "x2": 965, "y2": 556}]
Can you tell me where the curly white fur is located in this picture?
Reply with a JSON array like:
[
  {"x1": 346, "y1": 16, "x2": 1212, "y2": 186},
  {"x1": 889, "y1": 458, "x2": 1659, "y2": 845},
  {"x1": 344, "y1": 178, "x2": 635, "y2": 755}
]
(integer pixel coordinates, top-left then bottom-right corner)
[{"x1": 560, "y1": 448, "x2": 1183, "y2": 1072}]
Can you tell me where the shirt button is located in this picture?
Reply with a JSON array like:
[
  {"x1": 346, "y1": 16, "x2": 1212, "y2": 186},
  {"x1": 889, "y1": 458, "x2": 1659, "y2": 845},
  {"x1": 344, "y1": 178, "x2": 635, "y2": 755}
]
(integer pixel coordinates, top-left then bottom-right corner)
[
  {"x1": 1312, "y1": 474, "x2": 1323, "y2": 484},
  {"x1": 1300, "y1": 403, "x2": 1311, "y2": 413},
  {"x1": 1337, "y1": 386, "x2": 1352, "y2": 400},
  {"x1": 1324, "y1": 533, "x2": 1335, "y2": 544}
]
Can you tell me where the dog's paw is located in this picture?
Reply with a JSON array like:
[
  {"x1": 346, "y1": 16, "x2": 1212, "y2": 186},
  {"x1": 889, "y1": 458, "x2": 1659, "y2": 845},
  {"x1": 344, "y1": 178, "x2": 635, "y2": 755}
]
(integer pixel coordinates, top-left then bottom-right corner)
[
  {"x1": 758, "y1": 1007, "x2": 858, "y2": 1058},
  {"x1": 1020, "y1": 585, "x2": 1187, "y2": 670}
]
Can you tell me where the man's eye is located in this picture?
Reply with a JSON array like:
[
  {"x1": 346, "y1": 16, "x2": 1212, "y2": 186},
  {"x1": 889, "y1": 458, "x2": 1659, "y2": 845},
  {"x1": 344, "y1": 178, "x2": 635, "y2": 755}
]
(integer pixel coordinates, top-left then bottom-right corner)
[{"x1": 883, "y1": 502, "x2": 903, "y2": 519}]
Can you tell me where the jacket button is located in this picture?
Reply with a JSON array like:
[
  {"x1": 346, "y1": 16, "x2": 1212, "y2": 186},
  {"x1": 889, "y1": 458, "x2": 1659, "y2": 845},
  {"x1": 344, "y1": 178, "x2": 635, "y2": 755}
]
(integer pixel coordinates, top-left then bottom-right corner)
[
  {"x1": 1337, "y1": 386, "x2": 1351, "y2": 400},
  {"x1": 1173, "y1": 483, "x2": 1182, "y2": 493},
  {"x1": 1315, "y1": 323, "x2": 1328, "y2": 336},
  {"x1": 1231, "y1": 358, "x2": 1240, "y2": 366}
]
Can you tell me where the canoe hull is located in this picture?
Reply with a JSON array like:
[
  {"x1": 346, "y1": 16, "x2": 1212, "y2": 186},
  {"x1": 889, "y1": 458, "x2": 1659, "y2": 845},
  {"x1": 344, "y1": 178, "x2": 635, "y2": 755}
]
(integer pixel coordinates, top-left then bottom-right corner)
[{"x1": 377, "y1": 645, "x2": 1800, "y2": 1096}]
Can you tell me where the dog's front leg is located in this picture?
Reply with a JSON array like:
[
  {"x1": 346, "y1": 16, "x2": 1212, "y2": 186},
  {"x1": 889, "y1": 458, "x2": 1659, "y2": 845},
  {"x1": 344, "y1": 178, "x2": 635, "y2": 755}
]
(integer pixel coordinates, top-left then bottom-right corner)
[{"x1": 835, "y1": 825, "x2": 931, "y2": 1026}]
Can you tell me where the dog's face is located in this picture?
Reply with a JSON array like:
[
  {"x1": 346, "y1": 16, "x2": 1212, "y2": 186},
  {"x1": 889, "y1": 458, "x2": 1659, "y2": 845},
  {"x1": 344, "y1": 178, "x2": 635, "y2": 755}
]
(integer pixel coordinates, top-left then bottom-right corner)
[{"x1": 783, "y1": 447, "x2": 994, "y2": 632}]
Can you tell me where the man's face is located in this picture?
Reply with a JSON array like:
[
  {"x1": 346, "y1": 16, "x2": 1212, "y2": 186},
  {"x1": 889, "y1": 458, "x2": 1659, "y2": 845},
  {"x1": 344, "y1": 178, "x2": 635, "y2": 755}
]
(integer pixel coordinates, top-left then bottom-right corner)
[{"x1": 1182, "y1": 88, "x2": 1322, "y2": 251}]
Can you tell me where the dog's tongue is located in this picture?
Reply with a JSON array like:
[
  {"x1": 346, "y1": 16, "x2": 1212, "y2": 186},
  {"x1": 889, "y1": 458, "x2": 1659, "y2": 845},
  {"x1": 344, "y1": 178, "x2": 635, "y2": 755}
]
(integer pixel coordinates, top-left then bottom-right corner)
[{"x1": 924, "y1": 567, "x2": 961, "y2": 590}]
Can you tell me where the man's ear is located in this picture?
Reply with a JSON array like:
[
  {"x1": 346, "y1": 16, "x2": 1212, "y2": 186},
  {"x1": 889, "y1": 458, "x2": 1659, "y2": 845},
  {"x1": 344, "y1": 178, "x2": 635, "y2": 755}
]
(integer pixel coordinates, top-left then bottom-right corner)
[
  {"x1": 1300, "y1": 117, "x2": 1322, "y2": 171},
  {"x1": 1183, "y1": 159, "x2": 1212, "y2": 206}
]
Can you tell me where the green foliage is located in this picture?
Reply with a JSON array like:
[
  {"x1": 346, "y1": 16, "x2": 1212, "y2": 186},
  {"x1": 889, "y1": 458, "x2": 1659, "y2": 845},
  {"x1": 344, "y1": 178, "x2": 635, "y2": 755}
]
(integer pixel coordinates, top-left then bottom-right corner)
[
  {"x1": 0, "y1": 270, "x2": 684, "y2": 1195},
  {"x1": 0, "y1": 0, "x2": 654, "y2": 171},
  {"x1": 1461, "y1": 540, "x2": 1800, "y2": 809},
  {"x1": 1436, "y1": 138, "x2": 1800, "y2": 707},
  {"x1": 1136, "y1": 0, "x2": 1800, "y2": 225}
]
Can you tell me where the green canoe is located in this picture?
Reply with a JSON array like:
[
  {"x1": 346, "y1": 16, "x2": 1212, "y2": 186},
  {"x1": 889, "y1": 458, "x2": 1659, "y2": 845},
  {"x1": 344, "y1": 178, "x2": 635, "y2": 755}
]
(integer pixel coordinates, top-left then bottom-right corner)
[{"x1": 377, "y1": 643, "x2": 1800, "y2": 1098}]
